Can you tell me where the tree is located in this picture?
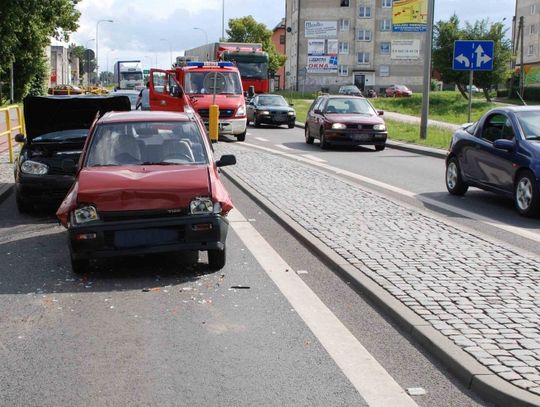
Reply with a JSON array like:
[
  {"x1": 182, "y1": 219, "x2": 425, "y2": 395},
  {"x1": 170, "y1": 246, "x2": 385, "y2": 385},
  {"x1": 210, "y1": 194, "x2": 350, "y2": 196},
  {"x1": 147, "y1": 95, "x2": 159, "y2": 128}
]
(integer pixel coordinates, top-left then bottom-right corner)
[
  {"x1": 0, "y1": 0, "x2": 81, "y2": 100},
  {"x1": 433, "y1": 14, "x2": 512, "y2": 102},
  {"x1": 226, "y1": 16, "x2": 286, "y2": 76}
]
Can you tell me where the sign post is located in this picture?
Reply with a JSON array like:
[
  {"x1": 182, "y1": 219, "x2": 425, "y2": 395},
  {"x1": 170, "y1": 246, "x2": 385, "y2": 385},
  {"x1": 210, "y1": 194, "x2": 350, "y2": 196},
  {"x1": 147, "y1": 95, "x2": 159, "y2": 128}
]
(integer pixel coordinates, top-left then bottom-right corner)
[{"x1": 453, "y1": 40, "x2": 494, "y2": 122}]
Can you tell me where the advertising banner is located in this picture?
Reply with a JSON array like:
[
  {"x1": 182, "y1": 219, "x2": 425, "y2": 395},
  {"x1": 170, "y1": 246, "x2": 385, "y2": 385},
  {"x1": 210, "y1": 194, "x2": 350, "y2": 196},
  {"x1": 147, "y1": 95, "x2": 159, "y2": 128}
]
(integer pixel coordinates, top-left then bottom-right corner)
[
  {"x1": 391, "y1": 39, "x2": 420, "y2": 59},
  {"x1": 392, "y1": 0, "x2": 428, "y2": 32},
  {"x1": 305, "y1": 21, "x2": 338, "y2": 38},
  {"x1": 307, "y1": 56, "x2": 338, "y2": 74},
  {"x1": 327, "y1": 39, "x2": 338, "y2": 56},
  {"x1": 308, "y1": 39, "x2": 326, "y2": 55}
]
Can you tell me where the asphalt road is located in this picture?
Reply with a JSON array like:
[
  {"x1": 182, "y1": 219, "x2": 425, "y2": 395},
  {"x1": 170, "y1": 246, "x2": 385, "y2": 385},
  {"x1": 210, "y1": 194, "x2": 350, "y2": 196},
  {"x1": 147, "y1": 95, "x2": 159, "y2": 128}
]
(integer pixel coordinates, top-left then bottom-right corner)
[
  {"x1": 238, "y1": 124, "x2": 540, "y2": 255},
  {"x1": 0, "y1": 181, "x2": 488, "y2": 406}
]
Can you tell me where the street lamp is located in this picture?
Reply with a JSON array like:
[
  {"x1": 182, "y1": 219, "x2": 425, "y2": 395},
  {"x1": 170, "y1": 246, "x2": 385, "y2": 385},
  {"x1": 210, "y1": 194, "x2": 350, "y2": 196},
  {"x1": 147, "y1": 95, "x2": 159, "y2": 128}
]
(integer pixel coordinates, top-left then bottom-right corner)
[
  {"x1": 160, "y1": 38, "x2": 173, "y2": 68},
  {"x1": 96, "y1": 19, "x2": 114, "y2": 84},
  {"x1": 193, "y1": 27, "x2": 208, "y2": 44}
]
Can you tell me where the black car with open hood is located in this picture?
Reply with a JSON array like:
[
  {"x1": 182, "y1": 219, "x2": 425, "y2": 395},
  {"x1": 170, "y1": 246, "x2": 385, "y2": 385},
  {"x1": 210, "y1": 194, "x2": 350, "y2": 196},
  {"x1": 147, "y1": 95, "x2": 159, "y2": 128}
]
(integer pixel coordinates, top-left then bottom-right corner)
[{"x1": 14, "y1": 95, "x2": 131, "y2": 212}]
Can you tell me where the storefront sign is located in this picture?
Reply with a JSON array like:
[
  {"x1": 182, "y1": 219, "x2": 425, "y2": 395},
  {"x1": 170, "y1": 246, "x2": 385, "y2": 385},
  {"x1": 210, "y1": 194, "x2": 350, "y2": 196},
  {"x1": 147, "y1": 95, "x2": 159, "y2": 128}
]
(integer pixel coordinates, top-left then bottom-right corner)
[
  {"x1": 392, "y1": 0, "x2": 428, "y2": 32},
  {"x1": 307, "y1": 56, "x2": 338, "y2": 73},
  {"x1": 391, "y1": 40, "x2": 420, "y2": 59},
  {"x1": 305, "y1": 21, "x2": 337, "y2": 38}
]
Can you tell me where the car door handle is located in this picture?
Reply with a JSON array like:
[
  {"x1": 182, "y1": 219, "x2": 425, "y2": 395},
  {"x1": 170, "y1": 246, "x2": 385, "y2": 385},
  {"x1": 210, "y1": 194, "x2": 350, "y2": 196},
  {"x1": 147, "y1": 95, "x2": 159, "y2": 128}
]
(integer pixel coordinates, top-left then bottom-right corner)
[{"x1": 160, "y1": 100, "x2": 166, "y2": 105}]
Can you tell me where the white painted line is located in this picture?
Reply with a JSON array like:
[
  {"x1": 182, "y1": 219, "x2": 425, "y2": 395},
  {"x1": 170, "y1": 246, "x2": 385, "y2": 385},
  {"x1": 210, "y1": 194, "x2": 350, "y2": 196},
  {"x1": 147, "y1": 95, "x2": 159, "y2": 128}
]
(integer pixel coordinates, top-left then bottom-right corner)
[
  {"x1": 302, "y1": 154, "x2": 327, "y2": 163},
  {"x1": 276, "y1": 144, "x2": 292, "y2": 150},
  {"x1": 229, "y1": 208, "x2": 418, "y2": 407},
  {"x1": 242, "y1": 142, "x2": 540, "y2": 244},
  {"x1": 254, "y1": 137, "x2": 269, "y2": 142}
]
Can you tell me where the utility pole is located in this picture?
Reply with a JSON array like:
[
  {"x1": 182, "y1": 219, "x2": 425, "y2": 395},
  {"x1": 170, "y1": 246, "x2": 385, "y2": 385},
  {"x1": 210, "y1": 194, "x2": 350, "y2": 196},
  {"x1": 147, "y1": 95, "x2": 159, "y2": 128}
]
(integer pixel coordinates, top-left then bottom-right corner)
[{"x1": 420, "y1": 0, "x2": 434, "y2": 140}]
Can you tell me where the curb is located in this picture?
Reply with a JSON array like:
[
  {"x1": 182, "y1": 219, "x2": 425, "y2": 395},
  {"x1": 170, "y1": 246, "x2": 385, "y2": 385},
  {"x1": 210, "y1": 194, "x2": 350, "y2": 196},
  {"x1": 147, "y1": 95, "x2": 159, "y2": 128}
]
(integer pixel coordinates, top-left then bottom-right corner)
[
  {"x1": 294, "y1": 122, "x2": 448, "y2": 160},
  {"x1": 222, "y1": 168, "x2": 540, "y2": 407},
  {"x1": 0, "y1": 183, "x2": 13, "y2": 205}
]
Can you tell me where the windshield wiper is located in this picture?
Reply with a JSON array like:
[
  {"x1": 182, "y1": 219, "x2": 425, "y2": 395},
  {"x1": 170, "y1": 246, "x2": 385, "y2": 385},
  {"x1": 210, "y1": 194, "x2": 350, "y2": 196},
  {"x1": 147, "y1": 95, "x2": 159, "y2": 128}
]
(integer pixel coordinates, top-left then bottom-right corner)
[
  {"x1": 141, "y1": 161, "x2": 176, "y2": 165},
  {"x1": 63, "y1": 136, "x2": 87, "y2": 141},
  {"x1": 526, "y1": 136, "x2": 540, "y2": 140}
]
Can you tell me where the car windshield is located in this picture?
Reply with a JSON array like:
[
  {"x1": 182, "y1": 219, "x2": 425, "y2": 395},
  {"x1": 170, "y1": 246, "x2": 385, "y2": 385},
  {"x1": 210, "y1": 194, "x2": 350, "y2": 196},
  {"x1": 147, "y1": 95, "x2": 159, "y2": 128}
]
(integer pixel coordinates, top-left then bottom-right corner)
[
  {"x1": 324, "y1": 98, "x2": 376, "y2": 115},
  {"x1": 86, "y1": 121, "x2": 208, "y2": 167},
  {"x1": 185, "y1": 71, "x2": 243, "y2": 95},
  {"x1": 235, "y1": 62, "x2": 268, "y2": 80},
  {"x1": 257, "y1": 96, "x2": 288, "y2": 106},
  {"x1": 516, "y1": 111, "x2": 540, "y2": 140},
  {"x1": 33, "y1": 129, "x2": 88, "y2": 142}
]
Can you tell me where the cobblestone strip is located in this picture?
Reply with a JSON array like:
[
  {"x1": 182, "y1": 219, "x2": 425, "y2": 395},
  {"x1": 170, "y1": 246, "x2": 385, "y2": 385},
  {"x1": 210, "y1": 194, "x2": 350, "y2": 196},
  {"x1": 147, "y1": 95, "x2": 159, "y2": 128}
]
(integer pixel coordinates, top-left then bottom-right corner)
[{"x1": 217, "y1": 143, "x2": 540, "y2": 396}]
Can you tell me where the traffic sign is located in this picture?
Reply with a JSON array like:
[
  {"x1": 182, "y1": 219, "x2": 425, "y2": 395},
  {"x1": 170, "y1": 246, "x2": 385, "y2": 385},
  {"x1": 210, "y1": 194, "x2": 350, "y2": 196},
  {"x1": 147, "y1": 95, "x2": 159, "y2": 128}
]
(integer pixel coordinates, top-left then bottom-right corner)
[
  {"x1": 453, "y1": 40, "x2": 494, "y2": 71},
  {"x1": 143, "y1": 69, "x2": 149, "y2": 74}
]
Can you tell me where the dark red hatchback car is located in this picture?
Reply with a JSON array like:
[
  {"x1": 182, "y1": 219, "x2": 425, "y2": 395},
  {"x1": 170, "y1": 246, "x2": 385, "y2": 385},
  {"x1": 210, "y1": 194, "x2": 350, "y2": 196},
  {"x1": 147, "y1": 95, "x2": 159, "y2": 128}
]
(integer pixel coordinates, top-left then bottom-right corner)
[
  {"x1": 304, "y1": 95, "x2": 387, "y2": 150},
  {"x1": 57, "y1": 110, "x2": 236, "y2": 273}
]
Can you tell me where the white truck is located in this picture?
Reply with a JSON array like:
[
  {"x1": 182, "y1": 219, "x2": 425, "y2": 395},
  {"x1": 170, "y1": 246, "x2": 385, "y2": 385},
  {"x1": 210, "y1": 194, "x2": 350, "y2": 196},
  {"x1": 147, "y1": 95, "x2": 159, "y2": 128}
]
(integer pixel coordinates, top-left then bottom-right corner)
[{"x1": 113, "y1": 60, "x2": 144, "y2": 90}]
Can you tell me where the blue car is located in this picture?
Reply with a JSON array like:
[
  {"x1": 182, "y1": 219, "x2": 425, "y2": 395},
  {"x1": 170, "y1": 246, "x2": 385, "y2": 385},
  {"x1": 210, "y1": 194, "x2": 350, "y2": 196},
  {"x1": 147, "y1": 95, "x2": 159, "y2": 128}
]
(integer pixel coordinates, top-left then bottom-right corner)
[{"x1": 445, "y1": 106, "x2": 540, "y2": 216}]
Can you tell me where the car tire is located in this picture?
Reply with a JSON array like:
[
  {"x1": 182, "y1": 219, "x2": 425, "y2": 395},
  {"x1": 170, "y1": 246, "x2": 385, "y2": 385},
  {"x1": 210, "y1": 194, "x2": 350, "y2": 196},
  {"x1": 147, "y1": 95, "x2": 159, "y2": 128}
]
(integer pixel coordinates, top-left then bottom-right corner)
[
  {"x1": 16, "y1": 193, "x2": 32, "y2": 213},
  {"x1": 446, "y1": 156, "x2": 468, "y2": 195},
  {"x1": 254, "y1": 117, "x2": 261, "y2": 128},
  {"x1": 320, "y1": 128, "x2": 329, "y2": 150},
  {"x1": 236, "y1": 131, "x2": 246, "y2": 142},
  {"x1": 70, "y1": 254, "x2": 90, "y2": 275},
  {"x1": 288, "y1": 121, "x2": 295, "y2": 129},
  {"x1": 375, "y1": 144, "x2": 386, "y2": 151},
  {"x1": 208, "y1": 246, "x2": 226, "y2": 270},
  {"x1": 514, "y1": 171, "x2": 540, "y2": 217},
  {"x1": 305, "y1": 126, "x2": 314, "y2": 144}
]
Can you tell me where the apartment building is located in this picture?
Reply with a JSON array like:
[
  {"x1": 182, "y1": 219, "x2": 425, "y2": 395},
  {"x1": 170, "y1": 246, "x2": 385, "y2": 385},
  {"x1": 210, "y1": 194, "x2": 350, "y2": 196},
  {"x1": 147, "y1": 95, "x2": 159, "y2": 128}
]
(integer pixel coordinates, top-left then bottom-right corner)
[
  {"x1": 514, "y1": 0, "x2": 540, "y2": 86},
  {"x1": 285, "y1": 0, "x2": 427, "y2": 93}
]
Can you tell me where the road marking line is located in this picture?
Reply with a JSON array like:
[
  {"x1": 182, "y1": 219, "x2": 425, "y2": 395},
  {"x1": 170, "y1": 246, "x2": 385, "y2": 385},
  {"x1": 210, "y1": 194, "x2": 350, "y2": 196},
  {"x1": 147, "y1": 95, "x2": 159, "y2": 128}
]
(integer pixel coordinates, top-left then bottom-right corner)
[
  {"x1": 229, "y1": 208, "x2": 418, "y2": 407},
  {"x1": 302, "y1": 154, "x2": 327, "y2": 163},
  {"x1": 276, "y1": 144, "x2": 292, "y2": 150},
  {"x1": 254, "y1": 137, "x2": 269, "y2": 142},
  {"x1": 241, "y1": 142, "x2": 540, "y2": 244}
]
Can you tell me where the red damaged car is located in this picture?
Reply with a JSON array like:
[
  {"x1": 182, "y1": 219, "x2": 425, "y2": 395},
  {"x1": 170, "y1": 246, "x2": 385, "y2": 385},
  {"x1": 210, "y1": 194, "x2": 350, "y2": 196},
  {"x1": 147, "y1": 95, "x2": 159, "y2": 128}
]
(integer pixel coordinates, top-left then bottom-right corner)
[{"x1": 56, "y1": 110, "x2": 236, "y2": 273}]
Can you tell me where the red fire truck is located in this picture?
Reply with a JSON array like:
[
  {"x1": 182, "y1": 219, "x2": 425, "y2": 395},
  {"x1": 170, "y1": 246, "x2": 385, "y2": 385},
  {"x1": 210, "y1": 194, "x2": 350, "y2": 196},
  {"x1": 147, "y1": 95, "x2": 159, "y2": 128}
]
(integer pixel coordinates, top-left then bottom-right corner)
[
  {"x1": 148, "y1": 62, "x2": 247, "y2": 141},
  {"x1": 184, "y1": 42, "x2": 270, "y2": 93}
]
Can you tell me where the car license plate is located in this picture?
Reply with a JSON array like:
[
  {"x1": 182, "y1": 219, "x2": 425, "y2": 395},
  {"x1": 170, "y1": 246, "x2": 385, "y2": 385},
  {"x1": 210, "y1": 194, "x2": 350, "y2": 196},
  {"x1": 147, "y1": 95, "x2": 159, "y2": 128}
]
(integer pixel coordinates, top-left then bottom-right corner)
[
  {"x1": 114, "y1": 229, "x2": 178, "y2": 248},
  {"x1": 352, "y1": 134, "x2": 371, "y2": 141}
]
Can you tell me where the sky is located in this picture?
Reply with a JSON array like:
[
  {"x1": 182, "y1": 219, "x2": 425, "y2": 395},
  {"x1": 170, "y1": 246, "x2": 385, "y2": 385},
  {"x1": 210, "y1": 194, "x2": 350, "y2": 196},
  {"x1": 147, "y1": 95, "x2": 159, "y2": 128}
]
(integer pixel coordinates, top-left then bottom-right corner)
[{"x1": 57, "y1": 0, "x2": 516, "y2": 72}]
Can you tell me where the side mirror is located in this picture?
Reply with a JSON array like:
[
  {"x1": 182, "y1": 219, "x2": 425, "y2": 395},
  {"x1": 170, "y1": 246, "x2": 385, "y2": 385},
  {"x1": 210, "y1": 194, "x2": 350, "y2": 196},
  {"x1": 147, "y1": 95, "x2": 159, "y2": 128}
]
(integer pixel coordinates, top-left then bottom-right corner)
[
  {"x1": 289, "y1": 103, "x2": 294, "y2": 107},
  {"x1": 216, "y1": 154, "x2": 236, "y2": 167},
  {"x1": 493, "y1": 139, "x2": 515, "y2": 151},
  {"x1": 61, "y1": 158, "x2": 77, "y2": 173},
  {"x1": 15, "y1": 133, "x2": 26, "y2": 143},
  {"x1": 377, "y1": 110, "x2": 384, "y2": 116},
  {"x1": 314, "y1": 109, "x2": 322, "y2": 115}
]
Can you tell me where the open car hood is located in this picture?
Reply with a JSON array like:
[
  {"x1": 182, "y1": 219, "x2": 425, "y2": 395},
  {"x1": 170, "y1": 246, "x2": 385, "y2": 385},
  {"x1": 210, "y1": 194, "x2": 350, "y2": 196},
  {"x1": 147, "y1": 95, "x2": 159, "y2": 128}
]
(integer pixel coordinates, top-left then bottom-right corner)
[{"x1": 23, "y1": 96, "x2": 131, "y2": 142}]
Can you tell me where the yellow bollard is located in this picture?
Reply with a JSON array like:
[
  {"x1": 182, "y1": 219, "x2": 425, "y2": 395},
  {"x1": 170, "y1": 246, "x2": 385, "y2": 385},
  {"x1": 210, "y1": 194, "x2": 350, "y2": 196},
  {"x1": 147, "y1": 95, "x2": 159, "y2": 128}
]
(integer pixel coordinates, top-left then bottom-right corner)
[
  {"x1": 209, "y1": 104, "x2": 219, "y2": 143},
  {"x1": 5, "y1": 110, "x2": 13, "y2": 164}
]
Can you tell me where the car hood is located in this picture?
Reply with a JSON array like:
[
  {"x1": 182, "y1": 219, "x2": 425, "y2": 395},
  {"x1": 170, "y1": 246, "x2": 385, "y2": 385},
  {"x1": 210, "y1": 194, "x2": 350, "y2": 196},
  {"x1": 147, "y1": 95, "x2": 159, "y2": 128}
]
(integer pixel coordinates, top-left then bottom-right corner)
[
  {"x1": 324, "y1": 113, "x2": 383, "y2": 124},
  {"x1": 257, "y1": 105, "x2": 294, "y2": 112},
  {"x1": 23, "y1": 95, "x2": 131, "y2": 142},
  {"x1": 76, "y1": 165, "x2": 211, "y2": 212}
]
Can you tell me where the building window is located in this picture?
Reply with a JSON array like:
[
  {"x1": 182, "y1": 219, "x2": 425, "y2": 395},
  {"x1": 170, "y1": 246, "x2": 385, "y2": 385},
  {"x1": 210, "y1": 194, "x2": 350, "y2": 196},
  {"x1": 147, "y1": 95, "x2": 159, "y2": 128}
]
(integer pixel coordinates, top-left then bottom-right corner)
[
  {"x1": 380, "y1": 65, "x2": 390, "y2": 77},
  {"x1": 280, "y1": 35, "x2": 285, "y2": 44},
  {"x1": 530, "y1": 24, "x2": 537, "y2": 35},
  {"x1": 528, "y1": 44, "x2": 536, "y2": 55},
  {"x1": 341, "y1": 0, "x2": 350, "y2": 6},
  {"x1": 339, "y1": 18, "x2": 350, "y2": 31},
  {"x1": 531, "y1": 4, "x2": 537, "y2": 15},
  {"x1": 338, "y1": 65, "x2": 349, "y2": 76},
  {"x1": 382, "y1": 0, "x2": 392, "y2": 7},
  {"x1": 358, "y1": 6, "x2": 372, "y2": 18},
  {"x1": 357, "y1": 52, "x2": 370, "y2": 64},
  {"x1": 380, "y1": 42, "x2": 390, "y2": 55},
  {"x1": 357, "y1": 29, "x2": 372, "y2": 41},
  {"x1": 380, "y1": 19, "x2": 391, "y2": 31},
  {"x1": 338, "y1": 41, "x2": 349, "y2": 54}
]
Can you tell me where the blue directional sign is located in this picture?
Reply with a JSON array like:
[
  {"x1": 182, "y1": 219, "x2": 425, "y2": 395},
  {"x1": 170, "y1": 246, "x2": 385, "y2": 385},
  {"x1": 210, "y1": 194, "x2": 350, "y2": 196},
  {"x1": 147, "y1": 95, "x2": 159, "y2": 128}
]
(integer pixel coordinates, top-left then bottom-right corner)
[{"x1": 453, "y1": 40, "x2": 494, "y2": 71}]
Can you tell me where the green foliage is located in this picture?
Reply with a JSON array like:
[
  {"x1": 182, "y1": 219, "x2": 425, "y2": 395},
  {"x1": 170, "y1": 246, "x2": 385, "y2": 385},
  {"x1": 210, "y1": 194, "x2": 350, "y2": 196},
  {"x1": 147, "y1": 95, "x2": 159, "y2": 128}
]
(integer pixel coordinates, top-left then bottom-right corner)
[
  {"x1": 226, "y1": 16, "x2": 286, "y2": 75},
  {"x1": 433, "y1": 14, "x2": 512, "y2": 102},
  {"x1": 27, "y1": 56, "x2": 48, "y2": 96},
  {"x1": 0, "y1": 0, "x2": 80, "y2": 100}
]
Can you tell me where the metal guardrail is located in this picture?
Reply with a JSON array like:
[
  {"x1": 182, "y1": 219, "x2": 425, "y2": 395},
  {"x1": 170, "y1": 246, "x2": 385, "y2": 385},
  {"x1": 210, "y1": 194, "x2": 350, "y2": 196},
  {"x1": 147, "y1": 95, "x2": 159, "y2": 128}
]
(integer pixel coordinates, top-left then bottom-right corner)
[{"x1": 0, "y1": 104, "x2": 24, "y2": 163}]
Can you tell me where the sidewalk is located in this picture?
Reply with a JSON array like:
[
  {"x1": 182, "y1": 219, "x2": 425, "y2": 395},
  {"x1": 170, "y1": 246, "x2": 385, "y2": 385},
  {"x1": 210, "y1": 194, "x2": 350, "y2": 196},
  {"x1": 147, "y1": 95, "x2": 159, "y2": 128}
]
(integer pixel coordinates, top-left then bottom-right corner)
[
  {"x1": 216, "y1": 141, "x2": 540, "y2": 407},
  {"x1": 0, "y1": 151, "x2": 13, "y2": 204}
]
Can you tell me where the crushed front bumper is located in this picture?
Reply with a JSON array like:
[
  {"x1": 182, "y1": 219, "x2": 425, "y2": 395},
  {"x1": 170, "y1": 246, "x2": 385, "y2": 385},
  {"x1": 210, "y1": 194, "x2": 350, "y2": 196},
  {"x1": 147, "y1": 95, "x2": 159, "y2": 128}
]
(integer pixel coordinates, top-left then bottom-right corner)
[{"x1": 69, "y1": 213, "x2": 229, "y2": 260}]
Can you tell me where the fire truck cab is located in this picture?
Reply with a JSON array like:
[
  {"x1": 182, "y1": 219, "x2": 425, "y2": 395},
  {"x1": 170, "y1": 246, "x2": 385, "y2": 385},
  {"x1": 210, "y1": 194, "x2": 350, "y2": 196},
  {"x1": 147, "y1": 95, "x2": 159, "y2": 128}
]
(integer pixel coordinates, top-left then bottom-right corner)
[{"x1": 176, "y1": 61, "x2": 247, "y2": 142}]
